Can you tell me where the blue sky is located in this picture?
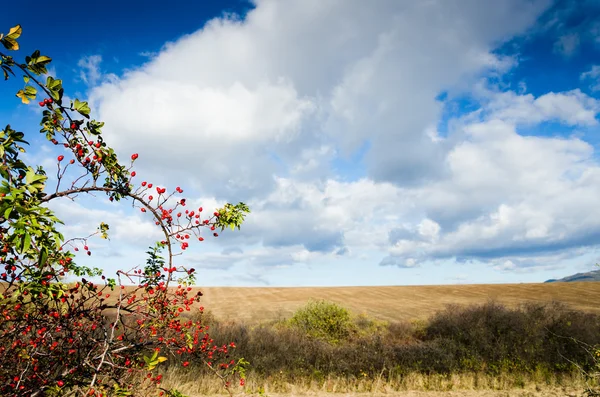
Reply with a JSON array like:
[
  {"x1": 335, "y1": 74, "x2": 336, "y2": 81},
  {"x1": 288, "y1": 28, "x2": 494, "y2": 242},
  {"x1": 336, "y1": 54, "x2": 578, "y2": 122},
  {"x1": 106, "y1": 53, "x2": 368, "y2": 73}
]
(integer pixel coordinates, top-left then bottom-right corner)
[{"x1": 2, "y1": 0, "x2": 600, "y2": 286}]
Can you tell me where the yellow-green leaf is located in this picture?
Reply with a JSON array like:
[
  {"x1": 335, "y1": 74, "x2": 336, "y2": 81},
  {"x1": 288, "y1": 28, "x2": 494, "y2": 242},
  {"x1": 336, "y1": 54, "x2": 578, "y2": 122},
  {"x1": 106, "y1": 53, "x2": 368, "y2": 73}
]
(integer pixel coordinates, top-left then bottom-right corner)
[
  {"x1": 16, "y1": 89, "x2": 30, "y2": 104},
  {"x1": 2, "y1": 37, "x2": 18, "y2": 51},
  {"x1": 2, "y1": 26, "x2": 22, "y2": 51},
  {"x1": 7, "y1": 25, "x2": 22, "y2": 40},
  {"x1": 35, "y1": 55, "x2": 51, "y2": 64}
]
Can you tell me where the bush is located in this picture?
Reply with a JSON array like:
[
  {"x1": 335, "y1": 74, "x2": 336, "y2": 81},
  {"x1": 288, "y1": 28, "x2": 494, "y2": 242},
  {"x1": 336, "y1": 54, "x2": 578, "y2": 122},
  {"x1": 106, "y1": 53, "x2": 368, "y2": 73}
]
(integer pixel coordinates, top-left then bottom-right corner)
[
  {"x1": 190, "y1": 299, "x2": 600, "y2": 383},
  {"x1": 424, "y1": 301, "x2": 600, "y2": 373},
  {"x1": 287, "y1": 299, "x2": 354, "y2": 344}
]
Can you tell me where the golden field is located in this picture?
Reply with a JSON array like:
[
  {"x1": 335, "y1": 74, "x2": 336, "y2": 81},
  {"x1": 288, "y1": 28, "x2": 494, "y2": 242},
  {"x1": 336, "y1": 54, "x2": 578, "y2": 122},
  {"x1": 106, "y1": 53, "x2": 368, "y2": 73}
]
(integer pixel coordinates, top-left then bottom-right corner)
[{"x1": 187, "y1": 282, "x2": 600, "y2": 323}]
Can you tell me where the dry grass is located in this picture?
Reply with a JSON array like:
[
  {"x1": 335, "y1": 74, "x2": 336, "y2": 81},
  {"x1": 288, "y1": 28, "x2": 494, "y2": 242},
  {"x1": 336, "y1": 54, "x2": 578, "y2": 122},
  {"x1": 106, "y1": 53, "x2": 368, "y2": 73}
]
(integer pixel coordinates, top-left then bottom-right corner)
[
  {"x1": 157, "y1": 366, "x2": 588, "y2": 396},
  {"x1": 148, "y1": 283, "x2": 600, "y2": 396},
  {"x1": 181, "y1": 282, "x2": 600, "y2": 324}
]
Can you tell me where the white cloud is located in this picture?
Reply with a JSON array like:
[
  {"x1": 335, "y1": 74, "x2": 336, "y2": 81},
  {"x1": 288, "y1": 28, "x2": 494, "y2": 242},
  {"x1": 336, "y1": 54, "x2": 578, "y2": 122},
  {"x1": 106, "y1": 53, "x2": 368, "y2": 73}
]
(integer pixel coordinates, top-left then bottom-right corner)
[
  {"x1": 581, "y1": 65, "x2": 600, "y2": 91},
  {"x1": 66, "y1": 0, "x2": 600, "y2": 282},
  {"x1": 472, "y1": 85, "x2": 600, "y2": 126},
  {"x1": 88, "y1": 0, "x2": 549, "y2": 198},
  {"x1": 78, "y1": 55, "x2": 103, "y2": 86},
  {"x1": 553, "y1": 32, "x2": 580, "y2": 56},
  {"x1": 379, "y1": 116, "x2": 600, "y2": 268}
]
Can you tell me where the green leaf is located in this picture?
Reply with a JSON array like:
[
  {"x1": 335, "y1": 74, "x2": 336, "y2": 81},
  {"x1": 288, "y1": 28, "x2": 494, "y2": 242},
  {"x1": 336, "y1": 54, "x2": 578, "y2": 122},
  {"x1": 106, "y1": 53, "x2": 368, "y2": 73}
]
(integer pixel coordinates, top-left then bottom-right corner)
[
  {"x1": 45, "y1": 76, "x2": 64, "y2": 102},
  {"x1": 24, "y1": 85, "x2": 36, "y2": 96},
  {"x1": 23, "y1": 75, "x2": 29, "y2": 84},
  {"x1": 39, "y1": 246, "x2": 48, "y2": 267},
  {"x1": 73, "y1": 99, "x2": 91, "y2": 118},
  {"x1": 26, "y1": 51, "x2": 52, "y2": 75},
  {"x1": 46, "y1": 76, "x2": 62, "y2": 90},
  {"x1": 22, "y1": 233, "x2": 31, "y2": 253}
]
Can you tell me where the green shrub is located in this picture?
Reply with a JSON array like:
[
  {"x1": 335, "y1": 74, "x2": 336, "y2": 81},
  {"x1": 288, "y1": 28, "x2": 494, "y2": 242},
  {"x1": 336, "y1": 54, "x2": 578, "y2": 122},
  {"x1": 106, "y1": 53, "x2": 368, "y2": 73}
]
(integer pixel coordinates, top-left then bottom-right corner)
[{"x1": 288, "y1": 299, "x2": 354, "y2": 344}]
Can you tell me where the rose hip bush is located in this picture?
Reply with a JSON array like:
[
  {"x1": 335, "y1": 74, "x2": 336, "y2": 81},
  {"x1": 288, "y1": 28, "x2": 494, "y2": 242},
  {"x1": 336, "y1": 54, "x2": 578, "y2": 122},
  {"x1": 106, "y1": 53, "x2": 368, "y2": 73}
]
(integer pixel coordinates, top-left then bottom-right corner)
[{"x1": 0, "y1": 25, "x2": 250, "y2": 396}]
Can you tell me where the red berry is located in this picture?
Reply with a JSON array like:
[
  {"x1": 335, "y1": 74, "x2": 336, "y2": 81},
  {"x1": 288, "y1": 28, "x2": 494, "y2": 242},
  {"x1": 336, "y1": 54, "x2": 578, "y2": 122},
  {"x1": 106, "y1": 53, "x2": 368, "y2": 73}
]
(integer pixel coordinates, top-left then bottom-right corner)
[
  {"x1": 71, "y1": 123, "x2": 77, "y2": 129},
  {"x1": 57, "y1": 155, "x2": 64, "y2": 162},
  {"x1": 131, "y1": 153, "x2": 138, "y2": 160},
  {"x1": 69, "y1": 159, "x2": 75, "y2": 164},
  {"x1": 131, "y1": 171, "x2": 136, "y2": 177},
  {"x1": 57, "y1": 380, "x2": 64, "y2": 387},
  {"x1": 47, "y1": 98, "x2": 53, "y2": 104}
]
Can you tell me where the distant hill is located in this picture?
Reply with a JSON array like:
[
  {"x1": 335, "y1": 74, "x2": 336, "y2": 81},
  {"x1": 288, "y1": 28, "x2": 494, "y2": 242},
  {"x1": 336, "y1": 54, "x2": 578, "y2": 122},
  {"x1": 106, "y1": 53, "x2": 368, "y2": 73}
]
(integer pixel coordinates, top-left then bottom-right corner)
[{"x1": 545, "y1": 269, "x2": 600, "y2": 283}]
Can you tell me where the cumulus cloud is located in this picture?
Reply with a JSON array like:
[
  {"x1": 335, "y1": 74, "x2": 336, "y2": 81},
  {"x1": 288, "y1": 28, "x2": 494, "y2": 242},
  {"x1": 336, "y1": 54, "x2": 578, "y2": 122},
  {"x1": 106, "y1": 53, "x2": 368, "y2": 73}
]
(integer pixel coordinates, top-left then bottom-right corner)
[
  {"x1": 71, "y1": 0, "x2": 600, "y2": 281},
  {"x1": 483, "y1": 89, "x2": 600, "y2": 126},
  {"x1": 88, "y1": 0, "x2": 549, "y2": 197},
  {"x1": 379, "y1": 116, "x2": 600, "y2": 268}
]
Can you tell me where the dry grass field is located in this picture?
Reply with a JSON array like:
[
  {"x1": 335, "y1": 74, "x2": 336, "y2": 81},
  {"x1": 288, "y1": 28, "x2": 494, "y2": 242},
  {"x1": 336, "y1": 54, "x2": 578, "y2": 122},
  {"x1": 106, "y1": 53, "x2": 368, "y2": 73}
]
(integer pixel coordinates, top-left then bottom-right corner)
[
  {"x1": 159, "y1": 366, "x2": 587, "y2": 397},
  {"x1": 185, "y1": 282, "x2": 600, "y2": 324},
  {"x1": 4, "y1": 281, "x2": 598, "y2": 395}
]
